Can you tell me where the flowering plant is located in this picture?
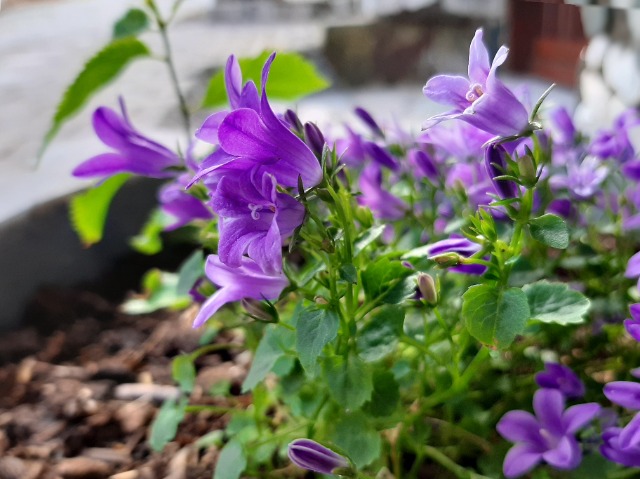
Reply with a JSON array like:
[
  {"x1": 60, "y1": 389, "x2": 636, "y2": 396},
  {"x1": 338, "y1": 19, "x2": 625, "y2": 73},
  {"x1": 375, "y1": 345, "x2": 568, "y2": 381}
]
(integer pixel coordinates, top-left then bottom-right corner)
[{"x1": 46, "y1": 3, "x2": 640, "y2": 478}]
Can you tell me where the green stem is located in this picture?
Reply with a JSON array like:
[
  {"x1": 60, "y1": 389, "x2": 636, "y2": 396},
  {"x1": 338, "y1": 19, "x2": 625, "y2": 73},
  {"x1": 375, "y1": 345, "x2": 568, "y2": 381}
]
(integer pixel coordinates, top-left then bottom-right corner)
[
  {"x1": 422, "y1": 446, "x2": 492, "y2": 479},
  {"x1": 424, "y1": 417, "x2": 492, "y2": 452}
]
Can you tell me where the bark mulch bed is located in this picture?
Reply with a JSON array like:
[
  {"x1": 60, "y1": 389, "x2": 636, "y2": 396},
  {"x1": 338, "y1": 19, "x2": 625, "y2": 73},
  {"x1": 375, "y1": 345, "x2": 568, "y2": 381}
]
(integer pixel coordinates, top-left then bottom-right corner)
[{"x1": 0, "y1": 285, "x2": 251, "y2": 479}]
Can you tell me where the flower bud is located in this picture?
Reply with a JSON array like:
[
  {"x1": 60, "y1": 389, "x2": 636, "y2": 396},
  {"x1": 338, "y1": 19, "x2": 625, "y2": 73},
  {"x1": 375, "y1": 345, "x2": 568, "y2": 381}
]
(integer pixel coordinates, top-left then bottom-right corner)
[
  {"x1": 484, "y1": 143, "x2": 518, "y2": 199},
  {"x1": 284, "y1": 109, "x2": 303, "y2": 134},
  {"x1": 354, "y1": 106, "x2": 384, "y2": 138},
  {"x1": 432, "y1": 253, "x2": 461, "y2": 268},
  {"x1": 417, "y1": 273, "x2": 438, "y2": 305},
  {"x1": 241, "y1": 299, "x2": 278, "y2": 322},
  {"x1": 304, "y1": 122, "x2": 326, "y2": 157},
  {"x1": 288, "y1": 439, "x2": 353, "y2": 476},
  {"x1": 517, "y1": 154, "x2": 537, "y2": 185}
]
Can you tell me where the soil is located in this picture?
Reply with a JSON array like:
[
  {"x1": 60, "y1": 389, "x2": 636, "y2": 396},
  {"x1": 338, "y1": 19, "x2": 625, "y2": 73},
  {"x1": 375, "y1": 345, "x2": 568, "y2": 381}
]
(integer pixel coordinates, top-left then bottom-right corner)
[{"x1": 0, "y1": 281, "x2": 251, "y2": 478}]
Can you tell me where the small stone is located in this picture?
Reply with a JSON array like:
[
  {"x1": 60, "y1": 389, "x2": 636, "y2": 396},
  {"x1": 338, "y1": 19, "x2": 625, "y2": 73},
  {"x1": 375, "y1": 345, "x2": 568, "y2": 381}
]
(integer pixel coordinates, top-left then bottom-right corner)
[
  {"x1": 109, "y1": 472, "x2": 139, "y2": 479},
  {"x1": 0, "y1": 457, "x2": 26, "y2": 479},
  {"x1": 114, "y1": 401, "x2": 154, "y2": 434},
  {"x1": 583, "y1": 34, "x2": 610, "y2": 71},
  {"x1": 113, "y1": 383, "x2": 180, "y2": 403}
]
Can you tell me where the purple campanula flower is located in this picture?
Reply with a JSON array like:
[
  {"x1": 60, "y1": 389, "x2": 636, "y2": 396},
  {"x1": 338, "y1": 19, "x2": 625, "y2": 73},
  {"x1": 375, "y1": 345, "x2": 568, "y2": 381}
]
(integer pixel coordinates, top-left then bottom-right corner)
[
  {"x1": 335, "y1": 127, "x2": 367, "y2": 167},
  {"x1": 418, "y1": 121, "x2": 492, "y2": 161},
  {"x1": 422, "y1": 29, "x2": 530, "y2": 138},
  {"x1": 358, "y1": 165, "x2": 407, "y2": 220},
  {"x1": 211, "y1": 167, "x2": 304, "y2": 274},
  {"x1": 192, "y1": 53, "x2": 322, "y2": 189},
  {"x1": 589, "y1": 108, "x2": 640, "y2": 163},
  {"x1": 427, "y1": 235, "x2": 486, "y2": 275},
  {"x1": 624, "y1": 304, "x2": 640, "y2": 342},
  {"x1": 445, "y1": 162, "x2": 493, "y2": 210},
  {"x1": 604, "y1": 381, "x2": 640, "y2": 410},
  {"x1": 192, "y1": 255, "x2": 288, "y2": 328},
  {"x1": 283, "y1": 109, "x2": 304, "y2": 134},
  {"x1": 535, "y1": 363, "x2": 585, "y2": 399},
  {"x1": 602, "y1": 422, "x2": 640, "y2": 467},
  {"x1": 304, "y1": 122, "x2": 326, "y2": 157},
  {"x1": 484, "y1": 143, "x2": 518, "y2": 199},
  {"x1": 497, "y1": 389, "x2": 600, "y2": 478},
  {"x1": 158, "y1": 174, "x2": 213, "y2": 231},
  {"x1": 548, "y1": 107, "x2": 577, "y2": 147},
  {"x1": 547, "y1": 198, "x2": 573, "y2": 219},
  {"x1": 288, "y1": 439, "x2": 351, "y2": 475},
  {"x1": 408, "y1": 148, "x2": 439, "y2": 182},
  {"x1": 73, "y1": 98, "x2": 181, "y2": 179},
  {"x1": 363, "y1": 141, "x2": 399, "y2": 171},
  {"x1": 354, "y1": 106, "x2": 385, "y2": 138},
  {"x1": 549, "y1": 154, "x2": 608, "y2": 200}
]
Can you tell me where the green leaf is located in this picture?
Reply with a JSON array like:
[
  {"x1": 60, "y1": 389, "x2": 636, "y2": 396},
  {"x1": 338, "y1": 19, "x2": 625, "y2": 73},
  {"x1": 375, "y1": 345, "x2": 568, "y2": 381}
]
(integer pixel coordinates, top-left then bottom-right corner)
[
  {"x1": 357, "y1": 305, "x2": 404, "y2": 362},
  {"x1": 529, "y1": 214, "x2": 569, "y2": 249},
  {"x1": 461, "y1": 284, "x2": 530, "y2": 348},
  {"x1": 130, "y1": 209, "x2": 173, "y2": 255},
  {"x1": 112, "y1": 8, "x2": 150, "y2": 39},
  {"x1": 201, "y1": 51, "x2": 329, "y2": 108},
  {"x1": 523, "y1": 280, "x2": 590, "y2": 325},
  {"x1": 176, "y1": 250, "x2": 205, "y2": 296},
  {"x1": 69, "y1": 174, "x2": 130, "y2": 246},
  {"x1": 41, "y1": 37, "x2": 150, "y2": 155},
  {"x1": 362, "y1": 257, "x2": 413, "y2": 303},
  {"x1": 149, "y1": 397, "x2": 187, "y2": 452},
  {"x1": 242, "y1": 324, "x2": 295, "y2": 392},
  {"x1": 296, "y1": 307, "x2": 339, "y2": 376},
  {"x1": 339, "y1": 264, "x2": 358, "y2": 284},
  {"x1": 364, "y1": 369, "x2": 400, "y2": 417},
  {"x1": 121, "y1": 270, "x2": 191, "y2": 314},
  {"x1": 323, "y1": 355, "x2": 373, "y2": 409},
  {"x1": 172, "y1": 354, "x2": 196, "y2": 393},
  {"x1": 353, "y1": 224, "x2": 386, "y2": 256},
  {"x1": 331, "y1": 411, "x2": 381, "y2": 469},
  {"x1": 213, "y1": 440, "x2": 247, "y2": 479}
]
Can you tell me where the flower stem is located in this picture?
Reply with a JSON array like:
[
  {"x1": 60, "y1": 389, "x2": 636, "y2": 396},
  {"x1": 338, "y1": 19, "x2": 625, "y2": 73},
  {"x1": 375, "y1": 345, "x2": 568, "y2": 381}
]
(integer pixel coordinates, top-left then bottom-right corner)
[{"x1": 422, "y1": 445, "x2": 491, "y2": 479}]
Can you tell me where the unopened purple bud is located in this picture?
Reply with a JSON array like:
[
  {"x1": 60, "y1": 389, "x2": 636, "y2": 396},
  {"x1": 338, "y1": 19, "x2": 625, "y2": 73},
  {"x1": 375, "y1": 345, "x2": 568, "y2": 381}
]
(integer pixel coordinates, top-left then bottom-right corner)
[
  {"x1": 364, "y1": 141, "x2": 399, "y2": 171},
  {"x1": 354, "y1": 106, "x2": 384, "y2": 138},
  {"x1": 417, "y1": 273, "x2": 438, "y2": 305},
  {"x1": 304, "y1": 122, "x2": 326, "y2": 156},
  {"x1": 408, "y1": 149, "x2": 438, "y2": 181},
  {"x1": 484, "y1": 143, "x2": 518, "y2": 199},
  {"x1": 284, "y1": 109, "x2": 304, "y2": 134},
  {"x1": 288, "y1": 439, "x2": 352, "y2": 476}
]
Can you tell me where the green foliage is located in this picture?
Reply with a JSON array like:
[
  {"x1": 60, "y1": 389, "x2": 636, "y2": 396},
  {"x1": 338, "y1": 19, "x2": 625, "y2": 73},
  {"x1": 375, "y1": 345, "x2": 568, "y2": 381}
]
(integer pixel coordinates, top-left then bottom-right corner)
[
  {"x1": 364, "y1": 369, "x2": 400, "y2": 417},
  {"x1": 362, "y1": 256, "x2": 414, "y2": 303},
  {"x1": 353, "y1": 224, "x2": 386, "y2": 256},
  {"x1": 121, "y1": 269, "x2": 191, "y2": 314},
  {"x1": 130, "y1": 209, "x2": 173, "y2": 255},
  {"x1": 69, "y1": 174, "x2": 130, "y2": 246},
  {"x1": 529, "y1": 213, "x2": 569, "y2": 249},
  {"x1": 523, "y1": 280, "x2": 590, "y2": 325},
  {"x1": 172, "y1": 354, "x2": 196, "y2": 393},
  {"x1": 356, "y1": 305, "x2": 405, "y2": 362},
  {"x1": 462, "y1": 284, "x2": 530, "y2": 348},
  {"x1": 201, "y1": 51, "x2": 330, "y2": 108},
  {"x1": 296, "y1": 307, "x2": 340, "y2": 376},
  {"x1": 330, "y1": 411, "x2": 381, "y2": 469},
  {"x1": 242, "y1": 324, "x2": 295, "y2": 392},
  {"x1": 112, "y1": 8, "x2": 150, "y2": 39},
  {"x1": 41, "y1": 37, "x2": 150, "y2": 155},
  {"x1": 213, "y1": 440, "x2": 247, "y2": 479},
  {"x1": 149, "y1": 397, "x2": 187, "y2": 452},
  {"x1": 323, "y1": 355, "x2": 373, "y2": 409},
  {"x1": 176, "y1": 250, "x2": 205, "y2": 296}
]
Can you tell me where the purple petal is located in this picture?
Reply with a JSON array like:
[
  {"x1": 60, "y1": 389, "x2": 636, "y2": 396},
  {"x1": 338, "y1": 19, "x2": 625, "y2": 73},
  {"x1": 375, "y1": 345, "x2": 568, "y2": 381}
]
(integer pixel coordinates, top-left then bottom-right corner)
[
  {"x1": 563, "y1": 402, "x2": 601, "y2": 434},
  {"x1": 354, "y1": 106, "x2": 384, "y2": 138},
  {"x1": 619, "y1": 412, "x2": 640, "y2": 450},
  {"x1": 631, "y1": 303, "x2": 640, "y2": 321},
  {"x1": 604, "y1": 381, "x2": 640, "y2": 410},
  {"x1": 468, "y1": 29, "x2": 490, "y2": 84},
  {"x1": 196, "y1": 111, "x2": 229, "y2": 145},
  {"x1": 601, "y1": 427, "x2": 640, "y2": 467},
  {"x1": 503, "y1": 444, "x2": 543, "y2": 478},
  {"x1": 364, "y1": 141, "x2": 399, "y2": 170},
  {"x1": 497, "y1": 410, "x2": 543, "y2": 444},
  {"x1": 626, "y1": 251, "x2": 640, "y2": 278},
  {"x1": 423, "y1": 75, "x2": 471, "y2": 110},
  {"x1": 288, "y1": 439, "x2": 349, "y2": 474},
  {"x1": 533, "y1": 389, "x2": 565, "y2": 436},
  {"x1": 624, "y1": 319, "x2": 640, "y2": 342},
  {"x1": 72, "y1": 153, "x2": 131, "y2": 178},
  {"x1": 542, "y1": 435, "x2": 581, "y2": 470},
  {"x1": 225, "y1": 55, "x2": 243, "y2": 109}
]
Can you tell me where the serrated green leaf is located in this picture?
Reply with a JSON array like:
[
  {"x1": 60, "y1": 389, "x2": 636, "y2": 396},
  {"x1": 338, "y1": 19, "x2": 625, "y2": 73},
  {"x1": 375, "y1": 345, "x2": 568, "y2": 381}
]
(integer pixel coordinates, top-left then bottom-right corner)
[
  {"x1": 113, "y1": 8, "x2": 150, "y2": 39},
  {"x1": 296, "y1": 307, "x2": 339, "y2": 376},
  {"x1": 213, "y1": 440, "x2": 247, "y2": 479},
  {"x1": 529, "y1": 213, "x2": 569, "y2": 249},
  {"x1": 121, "y1": 270, "x2": 191, "y2": 314},
  {"x1": 201, "y1": 51, "x2": 329, "y2": 108},
  {"x1": 364, "y1": 369, "x2": 400, "y2": 417},
  {"x1": 357, "y1": 305, "x2": 404, "y2": 362},
  {"x1": 242, "y1": 324, "x2": 295, "y2": 392},
  {"x1": 462, "y1": 284, "x2": 530, "y2": 348},
  {"x1": 149, "y1": 397, "x2": 187, "y2": 452},
  {"x1": 172, "y1": 354, "x2": 196, "y2": 393},
  {"x1": 523, "y1": 280, "x2": 590, "y2": 325},
  {"x1": 176, "y1": 250, "x2": 204, "y2": 296},
  {"x1": 69, "y1": 174, "x2": 130, "y2": 246},
  {"x1": 41, "y1": 37, "x2": 150, "y2": 155},
  {"x1": 323, "y1": 355, "x2": 373, "y2": 409},
  {"x1": 331, "y1": 411, "x2": 381, "y2": 469}
]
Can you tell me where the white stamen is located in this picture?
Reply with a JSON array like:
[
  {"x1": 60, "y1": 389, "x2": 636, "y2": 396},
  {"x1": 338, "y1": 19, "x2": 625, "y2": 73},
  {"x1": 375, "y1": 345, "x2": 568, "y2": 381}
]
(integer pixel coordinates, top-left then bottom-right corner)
[{"x1": 248, "y1": 203, "x2": 263, "y2": 220}]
